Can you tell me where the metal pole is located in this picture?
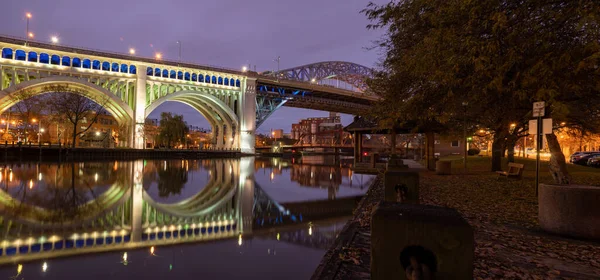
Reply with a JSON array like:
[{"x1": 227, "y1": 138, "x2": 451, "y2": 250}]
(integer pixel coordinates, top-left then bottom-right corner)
[
  {"x1": 37, "y1": 120, "x2": 41, "y2": 144},
  {"x1": 177, "y1": 41, "x2": 181, "y2": 64},
  {"x1": 26, "y1": 17, "x2": 29, "y2": 46},
  {"x1": 535, "y1": 116, "x2": 542, "y2": 195}
]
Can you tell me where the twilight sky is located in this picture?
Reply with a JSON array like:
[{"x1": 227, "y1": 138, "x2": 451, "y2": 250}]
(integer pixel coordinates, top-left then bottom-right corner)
[{"x1": 2, "y1": 0, "x2": 386, "y2": 133}]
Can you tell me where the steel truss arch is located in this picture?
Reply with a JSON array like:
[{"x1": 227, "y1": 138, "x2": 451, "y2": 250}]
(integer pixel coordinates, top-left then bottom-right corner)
[{"x1": 275, "y1": 61, "x2": 373, "y2": 91}]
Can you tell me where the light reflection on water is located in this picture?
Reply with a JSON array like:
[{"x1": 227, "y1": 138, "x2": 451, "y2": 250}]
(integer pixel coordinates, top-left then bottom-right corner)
[{"x1": 0, "y1": 156, "x2": 373, "y2": 279}]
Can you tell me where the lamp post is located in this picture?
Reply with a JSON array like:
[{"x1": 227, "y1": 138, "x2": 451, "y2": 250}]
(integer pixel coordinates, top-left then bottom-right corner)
[
  {"x1": 25, "y1": 13, "x2": 32, "y2": 45},
  {"x1": 274, "y1": 56, "x2": 280, "y2": 81},
  {"x1": 176, "y1": 41, "x2": 182, "y2": 65},
  {"x1": 32, "y1": 118, "x2": 42, "y2": 144},
  {"x1": 462, "y1": 101, "x2": 468, "y2": 173}
]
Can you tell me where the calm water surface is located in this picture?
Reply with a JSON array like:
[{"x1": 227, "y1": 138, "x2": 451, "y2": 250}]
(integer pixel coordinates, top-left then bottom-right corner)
[{"x1": 0, "y1": 156, "x2": 373, "y2": 279}]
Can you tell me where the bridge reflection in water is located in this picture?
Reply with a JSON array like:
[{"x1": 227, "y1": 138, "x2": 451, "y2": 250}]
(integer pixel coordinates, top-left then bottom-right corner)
[{"x1": 0, "y1": 157, "x2": 373, "y2": 265}]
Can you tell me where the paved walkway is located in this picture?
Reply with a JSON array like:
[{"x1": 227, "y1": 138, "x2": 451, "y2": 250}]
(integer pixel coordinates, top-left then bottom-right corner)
[{"x1": 312, "y1": 162, "x2": 600, "y2": 279}]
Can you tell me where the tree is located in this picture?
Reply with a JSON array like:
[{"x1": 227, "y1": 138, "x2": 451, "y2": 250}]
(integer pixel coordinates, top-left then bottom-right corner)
[
  {"x1": 44, "y1": 85, "x2": 109, "y2": 148},
  {"x1": 157, "y1": 112, "x2": 189, "y2": 148},
  {"x1": 363, "y1": 0, "x2": 600, "y2": 183},
  {"x1": 140, "y1": 119, "x2": 159, "y2": 148},
  {"x1": 8, "y1": 90, "x2": 48, "y2": 143},
  {"x1": 156, "y1": 161, "x2": 187, "y2": 197}
]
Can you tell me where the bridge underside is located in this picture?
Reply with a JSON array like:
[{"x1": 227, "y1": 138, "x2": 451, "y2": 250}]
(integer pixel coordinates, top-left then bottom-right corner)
[{"x1": 254, "y1": 80, "x2": 374, "y2": 128}]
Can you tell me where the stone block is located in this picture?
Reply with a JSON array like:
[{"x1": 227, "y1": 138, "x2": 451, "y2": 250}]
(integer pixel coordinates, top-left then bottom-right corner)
[
  {"x1": 371, "y1": 202, "x2": 474, "y2": 280},
  {"x1": 384, "y1": 169, "x2": 419, "y2": 203},
  {"x1": 539, "y1": 184, "x2": 600, "y2": 239}
]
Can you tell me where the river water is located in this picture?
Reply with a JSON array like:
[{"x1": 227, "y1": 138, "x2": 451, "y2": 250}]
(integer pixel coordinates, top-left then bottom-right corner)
[{"x1": 0, "y1": 156, "x2": 373, "y2": 279}]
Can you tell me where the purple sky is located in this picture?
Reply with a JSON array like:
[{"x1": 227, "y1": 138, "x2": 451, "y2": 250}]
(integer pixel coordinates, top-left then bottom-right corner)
[{"x1": 1, "y1": 0, "x2": 385, "y2": 133}]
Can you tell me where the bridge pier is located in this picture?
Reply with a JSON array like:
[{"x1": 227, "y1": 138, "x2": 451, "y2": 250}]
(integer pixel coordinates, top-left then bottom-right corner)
[
  {"x1": 240, "y1": 78, "x2": 257, "y2": 154},
  {"x1": 238, "y1": 157, "x2": 255, "y2": 234},
  {"x1": 131, "y1": 160, "x2": 144, "y2": 242},
  {"x1": 133, "y1": 64, "x2": 147, "y2": 149}
]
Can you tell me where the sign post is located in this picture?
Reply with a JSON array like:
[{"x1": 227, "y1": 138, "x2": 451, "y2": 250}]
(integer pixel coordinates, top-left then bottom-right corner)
[{"x1": 532, "y1": 101, "x2": 545, "y2": 195}]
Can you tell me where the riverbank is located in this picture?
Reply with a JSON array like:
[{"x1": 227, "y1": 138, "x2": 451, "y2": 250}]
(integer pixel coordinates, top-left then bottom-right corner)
[
  {"x1": 312, "y1": 157, "x2": 600, "y2": 279},
  {"x1": 0, "y1": 146, "x2": 244, "y2": 161}
]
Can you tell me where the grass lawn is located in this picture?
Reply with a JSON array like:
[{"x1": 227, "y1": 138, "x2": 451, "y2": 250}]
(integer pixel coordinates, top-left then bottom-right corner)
[{"x1": 419, "y1": 156, "x2": 600, "y2": 278}]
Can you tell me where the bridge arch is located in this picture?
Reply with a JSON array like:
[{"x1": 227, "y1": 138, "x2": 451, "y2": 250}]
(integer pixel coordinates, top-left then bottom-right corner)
[
  {"x1": 0, "y1": 76, "x2": 134, "y2": 126},
  {"x1": 0, "y1": 182, "x2": 131, "y2": 228},
  {"x1": 145, "y1": 90, "x2": 240, "y2": 149}
]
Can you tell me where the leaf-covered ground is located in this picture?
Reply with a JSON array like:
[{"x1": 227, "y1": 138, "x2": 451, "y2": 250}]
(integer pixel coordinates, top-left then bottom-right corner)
[{"x1": 313, "y1": 157, "x2": 600, "y2": 279}]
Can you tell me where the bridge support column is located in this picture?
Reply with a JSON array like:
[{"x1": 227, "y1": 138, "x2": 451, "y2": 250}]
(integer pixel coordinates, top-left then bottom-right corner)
[
  {"x1": 240, "y1": 78, "x2": 257, "y2": 154},
  {"x1": 131, "y1": 160, "x2": 144, "y2": 242},
  {"x1": 133, "y1": 64, "x2": 147, "y2": 149},
  {"x1": 239, "y1": 157, "x2": 255, "y2": 235}
]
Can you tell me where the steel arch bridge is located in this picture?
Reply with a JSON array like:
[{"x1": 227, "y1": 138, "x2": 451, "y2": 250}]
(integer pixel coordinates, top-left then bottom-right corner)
[
  {"x1": 276, "y1": 61, "x2": 373, "y2": 91},
  {"x1": 0, "y1": 36, "x2": 377, "y2": 152}
]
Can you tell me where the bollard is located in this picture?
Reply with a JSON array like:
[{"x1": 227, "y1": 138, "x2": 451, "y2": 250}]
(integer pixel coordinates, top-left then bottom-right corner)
[
  {"x1": 384, "y1": 169, "x2": 419, "y2": 203},
  {"x1": 371, "y1": 202, "x2": 474, "y2": 280},
  {"x1": 384, "y1": 158, "x2": 419, "y2": 203}
]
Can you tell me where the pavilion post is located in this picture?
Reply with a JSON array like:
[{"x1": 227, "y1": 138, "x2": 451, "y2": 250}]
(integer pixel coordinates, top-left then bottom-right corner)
[{"x1": 353, "y1": 132, "x2": 359, "y2": 166}]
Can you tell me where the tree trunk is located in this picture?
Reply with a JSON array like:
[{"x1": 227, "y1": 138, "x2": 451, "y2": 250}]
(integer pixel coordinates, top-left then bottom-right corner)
[
  {"x1": 507, "y1": 138, "x2": 516, "y2": 163},
  {"x1": 71, "y1": 123, "x2": 77, "y2": 148},
  {"x1": 491, "y1": 136, "x2": 505, "y2": 171},
  {"x1": 546, "y1": 133, "x2": 571, "y2": 185}
]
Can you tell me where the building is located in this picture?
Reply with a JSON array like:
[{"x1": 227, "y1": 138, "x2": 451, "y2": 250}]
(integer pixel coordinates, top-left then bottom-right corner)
[
  {"x1": 271, "y1": 129, "x2": 284, "y2": 139},
  {"x1": 46, "y1": 113, "x2": 121, "y2": 147},
  {"x1": 291, "y1": 112, "x2": 345, "y2": 145}
]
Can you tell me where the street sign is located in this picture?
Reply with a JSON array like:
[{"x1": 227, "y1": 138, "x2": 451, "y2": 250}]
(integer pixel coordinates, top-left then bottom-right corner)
[
  {"x1": 528, "y1": 118, "x2": 552, "y2": 135},
  {"x1": 533, "y1": 101, "x2": 545, "y2": 117}
]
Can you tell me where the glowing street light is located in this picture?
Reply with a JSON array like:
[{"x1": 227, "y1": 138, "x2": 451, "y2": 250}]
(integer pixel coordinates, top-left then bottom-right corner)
[
  {"x1": 155, "y1": 52, "x2": 162, "y2": 60},
  {"x1": 242, "y1": 66, "x2": 248, "y2": 72},
  {"x1": 129, "y1": 48, "x2": 136, "y2": 55},
  {"x1": 25, "y1": 13, "x2": 32, "y2": 45},
  {"x1": 311, "y1": 78, "x2": 316, "y2": 83},
  {"x1": 50, "y1": 36, "x2": 59, "y2": 44}
]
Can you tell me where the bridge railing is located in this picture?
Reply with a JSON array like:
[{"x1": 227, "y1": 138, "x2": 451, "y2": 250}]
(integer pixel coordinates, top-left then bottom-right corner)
[
  {"x1": 0, "y1": 33, "x2": 241, "y2": 73},
  {"x1": 260, "y1": 71, "x2": 365, "y2": 93}
]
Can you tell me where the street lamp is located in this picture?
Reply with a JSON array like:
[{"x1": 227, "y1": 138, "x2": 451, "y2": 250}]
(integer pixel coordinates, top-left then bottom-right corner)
[
  {"x1": 25, "y1": 13, "x2": 32, "y2": 45},
  {"x1": 274, "y1": 56, "x2": 280, "y2": 81},
  {"x1": 50, "y1": 36, "x2": 58, "y2": 44},
  {"x1": 155, "y1": 52, "x2": 162, "y2": 60},
  {"x1": 176, "y1": 41, "x2": 182, "y2": 64},
  {"x1": 129, "y1": 48, "x2": 136, "y2": 55},
  {"x1": 242, "y1": 66, "x2": 248, "y2": 72}
]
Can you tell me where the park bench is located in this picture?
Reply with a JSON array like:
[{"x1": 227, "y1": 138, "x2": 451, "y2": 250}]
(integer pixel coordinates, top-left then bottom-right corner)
[{"x1": 496, "y1": 162, "x2": 524, "y2": 179}]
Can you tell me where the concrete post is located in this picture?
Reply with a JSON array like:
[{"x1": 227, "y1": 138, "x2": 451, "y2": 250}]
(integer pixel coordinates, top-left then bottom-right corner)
[
  {"x1": 371, "y1": 202, "x2": 474, "y2": 280},
  {"x1": 240, "y1": 78, "x2": 256, "y2": 154},
  {"x1": 133, "y1": 64, "x2": 147, "y2": 149},
  {"x1": 384, "y1": 168, "x2": 419, "y2": 203}
]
